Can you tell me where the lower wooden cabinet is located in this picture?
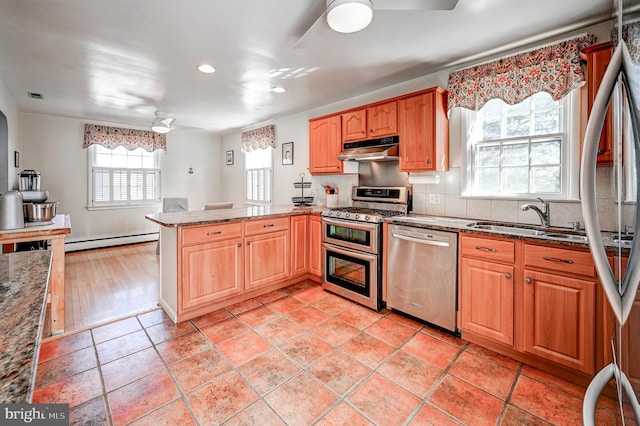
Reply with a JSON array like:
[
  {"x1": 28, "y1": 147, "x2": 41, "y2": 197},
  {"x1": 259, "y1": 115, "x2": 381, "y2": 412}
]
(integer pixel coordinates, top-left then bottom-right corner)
[
  {"x1": 460, "y1": 257, "x2": 514, "y2": 346},
  {"x1": 459, "y1": 234, "x2": 598, "y2": 376},
  {"x1": 181, "y1": 238, "x2": 243, "y2": 310},
  {"x1": 522, "y1": 269, "x2": 596, "y2": 374},
  {"x1": 309, "y1": 215, "x2": 322, "y2": 277},
  {"x1": 291, "y1": 215, "x2": 309, "y2": 277}
]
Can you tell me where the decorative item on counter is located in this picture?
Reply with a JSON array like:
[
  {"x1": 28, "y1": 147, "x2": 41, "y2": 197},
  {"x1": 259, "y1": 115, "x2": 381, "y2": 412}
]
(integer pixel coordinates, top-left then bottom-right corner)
[
  {"x1": 292, "y1": 172, "x2": 314, "y2": 206},
  {"x1": 325, "y1": 185, "x2": 339, "y2": 208}
]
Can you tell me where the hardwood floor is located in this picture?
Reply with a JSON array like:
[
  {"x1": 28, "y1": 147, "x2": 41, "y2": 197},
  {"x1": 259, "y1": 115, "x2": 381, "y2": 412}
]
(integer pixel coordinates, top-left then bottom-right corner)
[{"x1": 65, "y1": 242, "x2": 161, "y2": 333}]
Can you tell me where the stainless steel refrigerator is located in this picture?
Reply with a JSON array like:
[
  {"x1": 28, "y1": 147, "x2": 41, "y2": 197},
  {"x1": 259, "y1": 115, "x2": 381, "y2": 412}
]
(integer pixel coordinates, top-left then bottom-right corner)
[{"x1": 582, "y1": 0, "x2": 640, "y2": 423}]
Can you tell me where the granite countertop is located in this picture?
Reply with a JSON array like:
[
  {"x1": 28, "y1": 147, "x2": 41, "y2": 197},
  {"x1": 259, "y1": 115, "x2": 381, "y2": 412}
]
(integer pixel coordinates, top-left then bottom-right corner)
[
  {"x1": 0, "y1": 250, "x2": 52, "y2": 403},
  {"x1": 146, "y1": 205, "x2": 325, "y2": 227}
]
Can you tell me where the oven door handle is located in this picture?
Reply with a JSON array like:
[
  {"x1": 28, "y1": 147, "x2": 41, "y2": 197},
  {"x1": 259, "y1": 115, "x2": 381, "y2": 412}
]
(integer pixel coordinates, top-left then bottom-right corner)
[
  {"x1": 392, "y1": 232, "x2": 450, "y2": 247},
  {"x1": 322, "y1": 243, "x2": 378, "y2": 261},
  {"x1": 322, "y1": 217, "x2": 378, "y2": 231}
]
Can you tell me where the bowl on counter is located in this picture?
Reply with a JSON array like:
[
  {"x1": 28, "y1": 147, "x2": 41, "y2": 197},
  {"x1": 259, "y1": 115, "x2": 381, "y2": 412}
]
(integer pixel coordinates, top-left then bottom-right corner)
[{"x1": 23, "y1": 202, "x2": 57, "y2": 222}]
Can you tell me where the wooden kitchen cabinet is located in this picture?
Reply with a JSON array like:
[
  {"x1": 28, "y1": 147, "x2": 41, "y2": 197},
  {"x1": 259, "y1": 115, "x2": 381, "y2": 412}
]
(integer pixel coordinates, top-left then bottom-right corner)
[
  {"x1": 309, "y1": 115, "x2": 343, "y2": 175},
  {"x1": 522, "y1": 244, "x2": 597, "y2": 374},
  {"x1": 291, "y1": 215, "x2": 309, "y2": 277},
  {"x1": 180, "y1": 222, "x2": 244, "y2": 311},
  {"x1": 182, "y1": 238, "x2": 243, "y2": 310},
  {"x1": 584, "y1": 41, "x2": 614, "y2": 166},
  {"x1": 308, "y1": 214, "x2": 322, "y2": 277},
  {"x1": 397, "y1": 88, "x2": 449, "y2": 172},
  {"x1": 460, "y1": 235, "x2": 515, "y2": 346},
  {"x1": 244, "y1": 217, "x2": 290, "y2": 291},
  {"x1": 342, "y1": 101, "x2": 397, "y2": 142}
]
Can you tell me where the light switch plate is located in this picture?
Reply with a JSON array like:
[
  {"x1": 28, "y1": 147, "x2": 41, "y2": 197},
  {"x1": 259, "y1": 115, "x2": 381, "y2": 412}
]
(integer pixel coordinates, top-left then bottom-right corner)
[{"x1": 429, "y1": 194, "x2": 441, "y2": 205}]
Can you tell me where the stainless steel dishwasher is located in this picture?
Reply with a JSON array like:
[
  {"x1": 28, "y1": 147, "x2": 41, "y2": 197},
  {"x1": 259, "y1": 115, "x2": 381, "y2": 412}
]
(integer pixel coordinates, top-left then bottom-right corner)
[{"x1": 387, "y1": 224, "x2": 458, "y2": 334}]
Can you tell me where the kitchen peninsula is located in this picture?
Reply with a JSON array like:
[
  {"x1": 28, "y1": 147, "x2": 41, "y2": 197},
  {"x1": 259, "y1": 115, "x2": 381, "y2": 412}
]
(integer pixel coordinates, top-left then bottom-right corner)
[
  {"x1": 146, "y1": 206, "x2": 323, "y2": 323},
  {"x1": 0, "y1": 214, "x2": 71, "y2": 335}
]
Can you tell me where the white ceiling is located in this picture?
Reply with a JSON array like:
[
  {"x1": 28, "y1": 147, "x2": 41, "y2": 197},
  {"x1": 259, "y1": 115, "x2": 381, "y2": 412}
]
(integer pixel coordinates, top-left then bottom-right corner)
[{"x1": 0, "y1": 0, "x2": 616, "y2": 135}]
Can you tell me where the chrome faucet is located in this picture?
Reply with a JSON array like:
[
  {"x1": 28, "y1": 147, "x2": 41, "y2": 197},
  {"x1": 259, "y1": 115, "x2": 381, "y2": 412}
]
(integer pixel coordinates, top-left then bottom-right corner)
[{"x1": 520, "y1": 198, "x2": 550, "y2": 228}]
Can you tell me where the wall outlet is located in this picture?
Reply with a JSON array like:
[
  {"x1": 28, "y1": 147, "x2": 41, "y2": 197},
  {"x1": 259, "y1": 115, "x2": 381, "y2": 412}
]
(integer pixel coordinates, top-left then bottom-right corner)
[{"x1": 429, "y1": 193, "x2": 441, "y2": 205}]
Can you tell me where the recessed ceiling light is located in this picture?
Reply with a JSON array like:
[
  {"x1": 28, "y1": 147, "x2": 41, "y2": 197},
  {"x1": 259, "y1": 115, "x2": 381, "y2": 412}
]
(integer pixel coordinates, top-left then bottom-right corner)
[
  {"x1": 197, "y1": 64, "x2": 216, "y2": 74},
  {"x1": 271, "y1": 86, "x2": 287, "y2": 93}
]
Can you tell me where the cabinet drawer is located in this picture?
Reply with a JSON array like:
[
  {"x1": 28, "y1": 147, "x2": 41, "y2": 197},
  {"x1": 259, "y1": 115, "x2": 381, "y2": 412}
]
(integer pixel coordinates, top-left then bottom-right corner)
[
  {"x1": 460, "y1": 235, "x2": 515, "y2": 263},
  {"x1": 182, "y1": 222, "x2": 243, "y2": 246},
  {"x1": 245, "y1": 217, "x2": 290, "y2": 236},
  {"x1": 524, "y1": 244, "x2": 596, "y2": 277}
]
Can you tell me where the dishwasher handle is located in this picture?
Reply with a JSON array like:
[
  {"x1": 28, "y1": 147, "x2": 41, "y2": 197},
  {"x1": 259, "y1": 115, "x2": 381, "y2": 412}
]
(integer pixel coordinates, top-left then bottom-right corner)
[{"x1": 391, "y1": 232, "x2": 451, "y2": 247}]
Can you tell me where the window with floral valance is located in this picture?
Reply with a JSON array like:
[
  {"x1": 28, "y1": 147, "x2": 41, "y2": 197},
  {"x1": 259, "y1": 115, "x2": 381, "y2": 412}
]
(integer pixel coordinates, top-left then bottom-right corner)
[
  {"x1": 82, "y1": 124, "x2": 167, "y2": 153},
  {"x1": 447, "y1": 34, "x2": 596, "y2": 113},
  {"x1": 241, "y1": 125, "x2": 276, "y2": 152}
]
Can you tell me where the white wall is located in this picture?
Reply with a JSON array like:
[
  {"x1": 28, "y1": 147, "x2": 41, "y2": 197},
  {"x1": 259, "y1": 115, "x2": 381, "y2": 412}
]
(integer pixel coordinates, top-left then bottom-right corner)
[
  {"x1": 0, "y1": 76, "x2": 21, "y2": 190},
  {"x1": 20, "y1": 113, "x2": 223, "y2": 245}
]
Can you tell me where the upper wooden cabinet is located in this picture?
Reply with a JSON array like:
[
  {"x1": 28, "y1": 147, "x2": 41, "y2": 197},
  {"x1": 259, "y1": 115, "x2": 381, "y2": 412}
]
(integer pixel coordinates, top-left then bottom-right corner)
[
  {"x1": 584, "y1": 41, "x2": 614, "y2": 166},
  {"x1": 398, "y1": 88, "x2": 449, "y2": 172},
  {"x1": 342, "y1": 101, "x2": 397, "y2": 142},
  {"x1": 309, "y1": 115, "x2": 343, "y2": 175}
]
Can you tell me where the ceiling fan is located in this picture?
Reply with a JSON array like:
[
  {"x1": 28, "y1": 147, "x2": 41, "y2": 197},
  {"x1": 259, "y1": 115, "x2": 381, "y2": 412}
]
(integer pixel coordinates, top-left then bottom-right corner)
[
  {"x1": 295, "y1": 0, "x2": 459, "y2": 48},
  {"x1": 151, "y1": 111, "x2": 202, "y2": 134}
]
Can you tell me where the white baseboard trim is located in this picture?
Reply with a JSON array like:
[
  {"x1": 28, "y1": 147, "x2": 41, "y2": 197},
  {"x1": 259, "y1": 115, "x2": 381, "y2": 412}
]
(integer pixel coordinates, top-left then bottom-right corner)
[{"x1": 65, "y1": 233, "x2": 159, "y2": 252}]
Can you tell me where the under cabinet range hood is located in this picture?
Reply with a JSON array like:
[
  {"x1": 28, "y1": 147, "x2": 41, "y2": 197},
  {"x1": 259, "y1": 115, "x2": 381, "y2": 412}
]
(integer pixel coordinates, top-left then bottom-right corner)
[{"x1": 337, "y1": 135, "x2": 399, "y2": 161}]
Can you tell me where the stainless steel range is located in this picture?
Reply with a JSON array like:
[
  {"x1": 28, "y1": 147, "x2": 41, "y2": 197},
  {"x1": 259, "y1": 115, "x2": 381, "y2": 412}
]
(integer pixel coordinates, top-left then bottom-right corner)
[{"x1": 321, "y1": 186, "x2": 410, "y2": 310}]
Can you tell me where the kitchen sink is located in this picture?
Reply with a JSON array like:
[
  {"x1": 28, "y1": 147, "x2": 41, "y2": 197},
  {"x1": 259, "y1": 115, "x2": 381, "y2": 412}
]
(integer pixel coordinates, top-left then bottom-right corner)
[
  {"x1": 467, "y1": 223, "x2": 547, "y2": 237},
  {"x1": 542, "y1": 233, "x2": 588, "y2": 242},
  {"x1": 467, "y1": 222, "x2": 588, "y2": 242}
]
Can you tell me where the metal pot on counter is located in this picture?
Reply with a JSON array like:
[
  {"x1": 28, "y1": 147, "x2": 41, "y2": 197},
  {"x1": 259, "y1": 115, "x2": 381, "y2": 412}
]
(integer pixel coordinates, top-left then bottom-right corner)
[
  {"x1": 23, "y1": 202, "x2": 57, "y2": 222},
  {"x1": 18, "y1": 170, "x2": 41, "y2": 191}
]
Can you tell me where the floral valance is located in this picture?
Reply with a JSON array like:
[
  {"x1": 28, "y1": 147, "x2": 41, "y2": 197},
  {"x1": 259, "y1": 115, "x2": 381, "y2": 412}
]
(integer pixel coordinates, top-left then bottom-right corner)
[
  {"x1": 82, "y1": 124, "x2": 167, "y2": 152},
  {"x1": 447, "y1": 34, "x2": 597, "y2": 113},
  {"x1": 612, "y1": 20, "x2": 640, "y2": 64},
  {"x1": 241, "y1": 124, "x2": 276, "y2": 152}
]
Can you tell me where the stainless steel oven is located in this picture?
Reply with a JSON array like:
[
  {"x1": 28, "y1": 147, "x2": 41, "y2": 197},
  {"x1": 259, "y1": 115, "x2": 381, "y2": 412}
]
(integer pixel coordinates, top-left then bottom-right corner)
[{"x1": 322, "y1": 218, "x2": 381, "y2": 310}]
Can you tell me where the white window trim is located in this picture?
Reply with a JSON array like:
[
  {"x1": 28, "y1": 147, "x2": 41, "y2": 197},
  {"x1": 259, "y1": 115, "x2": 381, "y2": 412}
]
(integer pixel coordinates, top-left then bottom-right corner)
[
  {"x1": 245, "y1": 167, "x2": 273, "y2": 205},
  {"x1": 460, "y1": 89, "x2": 581, "y2": 201},
  {"x1": 87, "y1": 145, "x2": 162, "y2": 209}
]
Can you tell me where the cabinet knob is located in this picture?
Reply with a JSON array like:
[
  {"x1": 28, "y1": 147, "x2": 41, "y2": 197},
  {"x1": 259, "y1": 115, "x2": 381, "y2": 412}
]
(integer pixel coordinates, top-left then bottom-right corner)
[
  {"x1": 369, "y1": 129, "x2": 374, "y2": 133},
  {"x1": 247, "y1": 241, "x2": 251, "y2": 246},
  {"x1": 361, "y1": 130, "x2": 365, "y2": 134},
  {"x1": 525, "y1": 277, "x2": 532, "y2": 284},
  {"x1": 597, "y1": 149, "x2": 604, "y2": 155},
  {"x1": 237, "y1": 243, "x2": 242, "y2": 247},
  {"x1": 426, "y1": 159, "x2": 431, "y2": 164},
  {"x1": 505, "y1": 273, "x2": 512, "y2": 279}
]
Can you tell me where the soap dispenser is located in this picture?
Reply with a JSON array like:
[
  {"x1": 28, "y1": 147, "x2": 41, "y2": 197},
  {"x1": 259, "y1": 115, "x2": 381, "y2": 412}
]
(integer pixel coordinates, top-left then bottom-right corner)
[{"x1": 0, "y1": 191, "x2": 25, "y2": 230}]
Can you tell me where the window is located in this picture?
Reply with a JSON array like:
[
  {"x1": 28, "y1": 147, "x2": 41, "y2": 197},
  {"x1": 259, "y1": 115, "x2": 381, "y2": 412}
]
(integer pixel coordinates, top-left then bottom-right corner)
[
  {"x1": 462, "y1": 91, "x2": 580, "y2": 200},
  {"x1": 89, "y1": 145, "x2": 161, "y2": 207},
  {"x1": 244, "y1": 147, "x2": 272, "y2": 204}
]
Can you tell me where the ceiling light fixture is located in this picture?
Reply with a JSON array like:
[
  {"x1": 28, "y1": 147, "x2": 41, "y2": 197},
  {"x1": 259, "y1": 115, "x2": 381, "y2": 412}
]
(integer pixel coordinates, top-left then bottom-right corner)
[
  {"x1": 196, "y1": 64, "x2": 216, "y2": 74},
  {"x1": 326, "y1": 0, "x2": 373, "y2": 34},
  {"x1": 271, "y1": 86, "x2": 287, "y2": 93},
  {"x1": 151, "y1": 115, "x2": 175, "y2": 134},
  {"x1": 151, "y1": 122, "x2": 171, "y2": 134}
]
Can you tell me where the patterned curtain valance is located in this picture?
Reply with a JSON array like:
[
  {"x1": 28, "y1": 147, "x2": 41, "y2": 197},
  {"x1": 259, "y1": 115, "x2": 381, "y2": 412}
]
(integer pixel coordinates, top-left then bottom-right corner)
[
  {"x1": 241, "y1": 125, "x2": 276, "y2": 152},
  {"x1": 82, "y1": 124, "x2": 167, "y2": 153},
  {"x1": 447, "y1": 34, "x2": 597, "y2": 113},
  {"x1": 612, "y1": 20, "x2": 640, "y2": 64}
]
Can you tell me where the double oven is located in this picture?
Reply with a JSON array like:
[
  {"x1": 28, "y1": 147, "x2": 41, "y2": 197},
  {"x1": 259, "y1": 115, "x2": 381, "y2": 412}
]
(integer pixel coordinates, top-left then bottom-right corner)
[{"x1": 321, "y1": 186, "x2": 409, "y2": 310}]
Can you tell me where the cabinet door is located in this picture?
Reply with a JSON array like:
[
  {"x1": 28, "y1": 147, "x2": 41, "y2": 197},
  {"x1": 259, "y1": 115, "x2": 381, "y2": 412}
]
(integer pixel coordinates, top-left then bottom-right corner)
[
  {"x1": 291, "y1": 215, "x2": 308, "y2": 277},
  {"x1": 585, "y1": 41, "x2": 614, "y2": 166},
  {"x1": 181, "y1": 238, "x2": 243, "y2": 310},
  {"x1": 308, "y1": 215, "x2": 322, "y2": 277},
  {"x1": 367, "y1": 101, "x2": 397, "y2": 138},
  {"x1": 342, "y1": 109, "x2": 367, "y2": 142},
  {"x1": 398, "y1": 90, "x2": 449, "y2": 172},
  {"x1": 460, "y1": 257, "x2": 514, "y2": 346},
  {"x1": 309, "y1": 116, "x2": 343, "y2": 174},
  {"x1": 245, "y1": 230, "x2": 290, "y2": 290},
  {"x1": 523, "y1": 269, "x2": 596, "y2": 374}
]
